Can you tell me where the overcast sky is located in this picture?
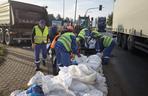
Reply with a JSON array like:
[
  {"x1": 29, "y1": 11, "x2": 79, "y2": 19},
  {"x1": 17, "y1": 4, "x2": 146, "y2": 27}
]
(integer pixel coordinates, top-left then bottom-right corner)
[{"x1": 3, "y1": 0, "x2": 114, "y2": 19}]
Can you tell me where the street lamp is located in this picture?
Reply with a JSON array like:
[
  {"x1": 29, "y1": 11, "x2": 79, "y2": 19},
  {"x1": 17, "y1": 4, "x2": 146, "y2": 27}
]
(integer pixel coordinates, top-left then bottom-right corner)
[
  {"x1": 63, "y1": 0, "x2": 65, "y2": 19},
  {"x1": 74, "y1": 0, "x2": 78, "y2": 24},
  {"x1": 84, "y1": 5, "x2": 103, "y2": 16}
]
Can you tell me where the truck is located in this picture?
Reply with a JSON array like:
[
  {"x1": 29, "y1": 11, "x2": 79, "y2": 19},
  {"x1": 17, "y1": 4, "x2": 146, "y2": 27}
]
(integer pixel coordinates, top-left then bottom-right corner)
[
  {"x1": 74, "y1": 16, "x2": 90, "y2": 35},
  {"x1": 78, "y1": 16, "x2": 90, "y2": 29},
  {"x1": 97, "y1": 17, "x2": 106, "y2": 32},
  {"x1": 0, "y1": 0, "x2": 49, "y2": 45},
  {"x1": 112, "y1": 0, "x2": 148, "y2": 53}
]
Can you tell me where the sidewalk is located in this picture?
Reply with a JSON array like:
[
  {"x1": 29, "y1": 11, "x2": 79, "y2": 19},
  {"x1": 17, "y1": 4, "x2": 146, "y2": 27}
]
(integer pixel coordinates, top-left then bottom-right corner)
[{"x1": 0, "y1": 47, "x2": 51, "y2": 96}]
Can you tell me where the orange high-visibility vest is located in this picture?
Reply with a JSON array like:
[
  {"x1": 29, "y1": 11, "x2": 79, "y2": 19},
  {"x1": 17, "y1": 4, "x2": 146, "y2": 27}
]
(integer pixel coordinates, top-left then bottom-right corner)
[{"x1": 50, "y1": 34, "x2": 60, "y2": 49}]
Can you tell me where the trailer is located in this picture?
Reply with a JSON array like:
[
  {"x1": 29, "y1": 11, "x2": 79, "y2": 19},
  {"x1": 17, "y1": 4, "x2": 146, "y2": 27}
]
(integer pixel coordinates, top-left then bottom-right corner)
[
  {"x1": 112, "y1": 0, "x2": 148, "y2": 53},
  {"x1": 0, "y1": 0, "x2": 48, "y2": 45}
]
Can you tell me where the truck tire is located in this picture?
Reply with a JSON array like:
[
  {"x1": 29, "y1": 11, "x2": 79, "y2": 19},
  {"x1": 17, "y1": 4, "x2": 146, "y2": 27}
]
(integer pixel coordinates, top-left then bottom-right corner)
[
  {"x1": 0, "y1": 28, "x2": 5, "y2": 43},
  {"x1": 127, "y1": 35, "x2": 135, "y2": 51},
  {"x1": 117, "y1": 33, "x2": 122, "y2": 47},
  {"x1": 5, "y1": 29, "x2": 13, "y2": 45},
  {"x1": 121, "y1": 34, "x2": 127, "y2": 50}
]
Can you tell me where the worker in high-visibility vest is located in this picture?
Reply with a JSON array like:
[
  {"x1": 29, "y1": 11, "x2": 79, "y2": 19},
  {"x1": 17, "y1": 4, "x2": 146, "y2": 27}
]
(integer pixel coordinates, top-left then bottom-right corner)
[
  {"x1": 32, "y1": 19, "x2": 49, "y2": 71},
  {"x1": 54, "y1": 25, "x2": 79, "y2": 67},
  {"x1": 76, "y1": 28, "x2": 90, "y2": 50},
  {"x1": 77, "y1": 27, "x2": 98, "y2": 55},
  {"x1": 91, "y1": 31, "x2": 115, "y2": 65}
]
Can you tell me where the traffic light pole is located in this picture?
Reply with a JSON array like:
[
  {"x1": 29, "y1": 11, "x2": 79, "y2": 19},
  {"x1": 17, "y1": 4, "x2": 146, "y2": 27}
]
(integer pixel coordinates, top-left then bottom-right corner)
[{"x1": 84, "y1": 5, "x2": 102, "y2": 16}]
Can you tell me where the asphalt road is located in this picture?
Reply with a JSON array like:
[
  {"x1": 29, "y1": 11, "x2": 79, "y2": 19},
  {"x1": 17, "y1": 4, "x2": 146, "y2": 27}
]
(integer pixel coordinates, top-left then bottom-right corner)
[{"x1": 103, "y1": 46, "x2": 148, "y2": 96}]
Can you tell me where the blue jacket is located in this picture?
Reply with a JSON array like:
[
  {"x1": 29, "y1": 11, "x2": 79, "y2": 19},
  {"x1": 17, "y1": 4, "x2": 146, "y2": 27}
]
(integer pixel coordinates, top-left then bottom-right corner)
[
  {"x1": 56, "y1": 35, "x2": 78, "y2": 54},
  {"x1": 49, "y1": 26, "x2": 57, "y2": 42}
]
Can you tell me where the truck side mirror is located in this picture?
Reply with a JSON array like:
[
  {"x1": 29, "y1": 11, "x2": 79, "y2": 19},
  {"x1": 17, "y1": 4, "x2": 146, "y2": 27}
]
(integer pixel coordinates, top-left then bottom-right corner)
[{"x1": 99, "y1": 5, "x2": 102, "y2": 11}]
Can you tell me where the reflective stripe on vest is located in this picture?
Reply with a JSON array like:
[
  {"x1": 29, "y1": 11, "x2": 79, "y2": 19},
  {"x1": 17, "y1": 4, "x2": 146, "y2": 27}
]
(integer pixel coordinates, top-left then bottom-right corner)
[
  {"x1": 103, "y1": 36, "x2": 113, "y2": 47},
  {"x1": 34, "y1": 25, "x2": 49, "y2": 44},
  {"x1": 78, "y1": 29, "x2": 86, "y2": 40},
  {"x1": 92, "y1": 31, "x2": 101, "y2": 38},
  {"x1": 58, "y1": 32, "x2": 75, "y2": 52}
]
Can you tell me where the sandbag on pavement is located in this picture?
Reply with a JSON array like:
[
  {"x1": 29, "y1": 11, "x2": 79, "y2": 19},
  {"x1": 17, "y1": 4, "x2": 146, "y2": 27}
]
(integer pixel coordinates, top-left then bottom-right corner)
[
  {"x1": 27, "y1": 71, "x2": 44, "y2": 86},
  {"x1": 68, "y1": 64, "x2": 97, "y2": 84}
]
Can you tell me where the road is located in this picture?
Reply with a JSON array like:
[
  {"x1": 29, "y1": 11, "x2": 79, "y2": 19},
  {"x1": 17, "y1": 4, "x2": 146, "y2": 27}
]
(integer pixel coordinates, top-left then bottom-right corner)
[{"x1": 103, "y1": 46, "x2": 148, "y2": 96}]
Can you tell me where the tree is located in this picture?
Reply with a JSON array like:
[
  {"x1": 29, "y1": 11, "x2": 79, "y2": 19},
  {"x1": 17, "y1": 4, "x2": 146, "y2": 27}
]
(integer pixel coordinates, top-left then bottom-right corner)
[
  {"x1": 65, "y1": 17, "x2": 70, "y2": 23},
  {"x1": 107, "y1": 12, "x2": 113, "y2": 26},
  {"x1": 56, "y1": 14, "x2": 62, "y2": 20},
  {"x1": 48, "y1": 14, "x2": 56, "y2": 26}
]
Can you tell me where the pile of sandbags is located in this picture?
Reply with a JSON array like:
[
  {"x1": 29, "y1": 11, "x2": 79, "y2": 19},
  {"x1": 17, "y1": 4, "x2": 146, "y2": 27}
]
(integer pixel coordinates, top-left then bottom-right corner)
[{"x1": 10, "y1": 54, "x2": 108, "y2": 96}]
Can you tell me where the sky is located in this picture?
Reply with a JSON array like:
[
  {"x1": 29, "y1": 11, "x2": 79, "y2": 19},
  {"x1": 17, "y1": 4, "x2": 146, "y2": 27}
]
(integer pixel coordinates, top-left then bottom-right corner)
[{"x1": 2, "y1": 0, "x2": 114, "y2": 19}]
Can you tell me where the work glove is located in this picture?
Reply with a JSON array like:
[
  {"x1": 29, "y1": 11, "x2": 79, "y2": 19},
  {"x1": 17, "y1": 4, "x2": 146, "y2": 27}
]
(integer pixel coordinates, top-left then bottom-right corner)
[
  {"x1": 32, "y1": 43, "x2": 36, "y2": 49},
  {"x1": 77, "y1": 53, "x2": 81, "y2": 57}
]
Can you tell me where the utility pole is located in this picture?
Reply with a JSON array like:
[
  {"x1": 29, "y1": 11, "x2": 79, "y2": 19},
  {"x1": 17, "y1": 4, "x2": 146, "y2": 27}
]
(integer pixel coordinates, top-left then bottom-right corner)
[
  {"x1": 63, "y1": 0, "x2": 65, "y2": 19},
  {"x1": 74, "y1": 0, "x2": 78, "y2": 24}
]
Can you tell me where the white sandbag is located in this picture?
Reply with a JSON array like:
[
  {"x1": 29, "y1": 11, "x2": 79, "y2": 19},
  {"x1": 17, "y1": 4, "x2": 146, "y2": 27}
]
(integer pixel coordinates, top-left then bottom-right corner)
[
  {"x1": 76, "y1": 54, "x2": 102, "y2": 72},
  {"x1": 87, "y1": 55, "x2": 101, "y2": 64},
  {"x1": 94, "y1": 73, "x2": 108, "y2": 96},
  {"x1": 68, "y1": 64, "x2": 97, "y2": 84},
  {"x1": 75, "y1": 54, "x2": 87, "y2": 64},
  {"x1": 49, "y1": 84, "x2": 75, "y2": 96},
  {"x1": 16, "y1": 91, "x2": 28, "y2": 96},
  {"x1": 10, "y1": 90, "x2": 22, "y2": 96},
  {"x1": 27, "y1": 71, "x2": 44, "y2": 86},
  {"x1": 69, "y1": 79, "x2": 90, "y2": 93},
  {"x1": 42, "y1": 75, "x2": 54, "y2": 95},
  {"x1": 54, "y1": 67, "x2": 72, "y2": 89},
  {"x1": 96, "y1": 52, "x2": 103, "y2": 58},
  {"x1": 83, "y1": 89, "x2": 103, "y2": 96}
]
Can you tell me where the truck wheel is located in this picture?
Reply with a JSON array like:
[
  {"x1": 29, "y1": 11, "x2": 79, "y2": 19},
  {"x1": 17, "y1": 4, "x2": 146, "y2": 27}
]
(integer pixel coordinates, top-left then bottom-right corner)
[
  {"x1": 121, "y1": 34, "x2": 127, "y2": 50},
  {"x1": 127, "y1": 35, "x2": 135, "y2": 51},
  {"x1": 117, "y1": 33, "x2": 122, "y2": 47},
  {"x1": 5, "y1": 29, "x2": 13, "y2": 45},
  {"x1": 0, "y1": 28, "x2": 5, "y2": 43}
]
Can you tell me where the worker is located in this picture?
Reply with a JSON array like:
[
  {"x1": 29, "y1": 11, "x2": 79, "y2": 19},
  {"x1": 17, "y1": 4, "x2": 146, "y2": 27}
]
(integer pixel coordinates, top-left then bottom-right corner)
[
  {"x1": 91, "y1": 31, "x2": 115, "y2": 65},
  {"x1": 77, "y1": 27, "x2": 98, "y2": 55},
  {"x1": 76, "y1": 28, "x2": 90, "y2": 49},
  {"x1": 49, "y1": 25, "x2": 58, "y2": 42},
  {"x1": 47, "y1": 25, "x2": 58, "y2": 54},
  {"x1": 32, "y1": 19, "x2": 49, "y2": 71},
  {"x1": 54, "y1": 25, "x2": 79, "y2": 68}
]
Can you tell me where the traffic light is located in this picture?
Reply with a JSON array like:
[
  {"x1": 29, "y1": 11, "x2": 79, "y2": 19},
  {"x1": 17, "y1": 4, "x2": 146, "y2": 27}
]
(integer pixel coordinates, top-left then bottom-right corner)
[{"x1": 99, "y1": 5, "x2": 102, "y2": 11}]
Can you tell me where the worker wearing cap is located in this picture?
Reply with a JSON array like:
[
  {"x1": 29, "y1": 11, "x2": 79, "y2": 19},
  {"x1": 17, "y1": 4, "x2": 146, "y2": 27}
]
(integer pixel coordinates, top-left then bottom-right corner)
[
  {"x1": 54, "y1": 25, "x2": 79, "y2": 68},
  {"x1": 32, "y1": 19, "x2": 49, "y2": 71},
  {"x1": 91, "y1": 31, "x2": 115, "y2": 65}
]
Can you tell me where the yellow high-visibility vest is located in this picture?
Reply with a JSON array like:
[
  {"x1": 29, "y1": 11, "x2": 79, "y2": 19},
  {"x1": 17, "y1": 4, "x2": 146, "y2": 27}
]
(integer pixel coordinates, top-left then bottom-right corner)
[{"x1": 34, "y1": 25, "x2": 49, "y2": 44}]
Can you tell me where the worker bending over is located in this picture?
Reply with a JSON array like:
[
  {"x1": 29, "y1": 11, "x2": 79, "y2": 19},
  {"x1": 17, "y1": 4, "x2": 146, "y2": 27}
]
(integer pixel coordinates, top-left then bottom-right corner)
[
  {"x1": 91, "y1": 31, "x2": 115, "y2": 65},
  {"x1": 54, "y1": 26, "x2": 79, "y2": 68},
  {"x1": 77, "y1": 27, "x2": 99, "y2": 55}
]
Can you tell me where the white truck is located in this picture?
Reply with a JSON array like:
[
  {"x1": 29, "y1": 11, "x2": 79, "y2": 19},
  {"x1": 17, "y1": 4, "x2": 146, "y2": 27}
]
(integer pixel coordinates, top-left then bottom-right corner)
[{"x1": 112, "y1": 0, "x2": 148, "y2": 53}]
